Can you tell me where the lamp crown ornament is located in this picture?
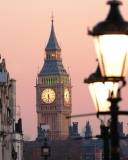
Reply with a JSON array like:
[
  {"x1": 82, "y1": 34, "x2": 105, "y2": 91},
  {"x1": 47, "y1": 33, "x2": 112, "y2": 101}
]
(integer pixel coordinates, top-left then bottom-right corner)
[
  {"x1": 88, "y1": 0, "x2": 128, "y2": 35},
  {"x1": 84, "y1": 65, "x2": 102, "y2": 83}
]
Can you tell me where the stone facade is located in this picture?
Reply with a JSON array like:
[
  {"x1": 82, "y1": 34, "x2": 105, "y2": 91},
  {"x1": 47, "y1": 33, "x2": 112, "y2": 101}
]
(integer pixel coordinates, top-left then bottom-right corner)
[
  {"x1": 0, "y1": 58, "x2": 23, "y2": 160},
  {"x1": 36, "y1": 19, "x2": 72, "y2": 140}
]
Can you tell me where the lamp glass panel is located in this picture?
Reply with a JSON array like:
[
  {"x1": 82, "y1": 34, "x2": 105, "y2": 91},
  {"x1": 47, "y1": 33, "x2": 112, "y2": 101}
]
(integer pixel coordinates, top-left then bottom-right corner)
[
  {"x1": 104, "y1": 82, "x2": 118, "y2": 98},
  {"x1": 89, "y1": 82, "x2": 111, "y2": 112},
  {"x1": 42, "y1": 148, "x2": 49, "y2": 155},
  {"x1": 94, "y1": 35, "x2": 128, "y2": 77}
]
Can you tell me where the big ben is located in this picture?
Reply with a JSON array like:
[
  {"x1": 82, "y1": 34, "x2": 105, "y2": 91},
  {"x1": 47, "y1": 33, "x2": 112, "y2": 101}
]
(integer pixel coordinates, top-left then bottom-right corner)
[{"x1": 36, "y1": 18, "x2": 72, "y2": 140}]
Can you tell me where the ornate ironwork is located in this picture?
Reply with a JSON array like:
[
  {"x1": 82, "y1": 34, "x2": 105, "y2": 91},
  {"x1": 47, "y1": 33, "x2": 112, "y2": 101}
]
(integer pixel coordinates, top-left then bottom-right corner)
[{"x1": 88, "y1": 0, "x2": 128, "y2": 35}]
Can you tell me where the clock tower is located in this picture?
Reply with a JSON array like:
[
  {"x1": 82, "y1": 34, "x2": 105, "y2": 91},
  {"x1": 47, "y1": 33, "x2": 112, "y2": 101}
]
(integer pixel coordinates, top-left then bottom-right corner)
[{"x1": 36, "y1": 18, "x2": 72, "y2": 140}]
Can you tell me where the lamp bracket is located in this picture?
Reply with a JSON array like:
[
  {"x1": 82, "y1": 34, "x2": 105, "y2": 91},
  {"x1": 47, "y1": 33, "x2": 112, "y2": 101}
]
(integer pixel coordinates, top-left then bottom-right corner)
[
  {"x1": 117, "y1": 79, "x2": 126, "y2": 98},
  {"x1": 96, "y1": 113, "x2": 104, "y2": 125}
]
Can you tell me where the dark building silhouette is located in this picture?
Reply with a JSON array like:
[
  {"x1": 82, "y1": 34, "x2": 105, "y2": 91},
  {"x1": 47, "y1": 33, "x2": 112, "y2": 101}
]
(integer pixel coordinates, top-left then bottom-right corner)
[
  {"x1": 69, "y1": 122, "x2": 80, "y2": 138},
  {"x1": 83, "y1": 121, "x2": 128, "y2": 160},
  {"x1": 15, "y1": 118, "x2": 23, "y2": 134},
  {"x1": 69, "y1": 125, "x2": 73, "y2": 137},
  {"x1": 24, "y1": 139, "x2": 85, "y2": 160},
  {"x1": 118, "y1": 122, "x2": 125, "y2": 137},
  {"x1": 85, "y1": 121, "x2": 92, "y2": 139},
  {"x1": 36, "y1": 127, "x2": 45, "y2": 141}
]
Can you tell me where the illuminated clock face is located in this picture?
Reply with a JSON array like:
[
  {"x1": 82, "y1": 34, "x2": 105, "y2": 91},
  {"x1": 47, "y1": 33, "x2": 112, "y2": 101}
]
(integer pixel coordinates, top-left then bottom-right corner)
[
  {"x1": 64, "y1": 88, "x2": 70, "y2": 103},
  {"x1": 41, "y1": 88, "x2": 55, "y2": 103}
]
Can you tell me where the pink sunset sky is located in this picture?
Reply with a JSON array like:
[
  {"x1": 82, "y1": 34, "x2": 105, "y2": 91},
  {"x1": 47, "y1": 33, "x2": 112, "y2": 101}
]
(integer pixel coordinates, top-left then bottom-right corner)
[{"x1": 0, "y1": 0, "x2": 128, "y2": 140}]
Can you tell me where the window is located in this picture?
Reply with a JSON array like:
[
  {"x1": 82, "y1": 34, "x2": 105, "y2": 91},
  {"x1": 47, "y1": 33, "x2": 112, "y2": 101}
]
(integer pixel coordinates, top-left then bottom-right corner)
[{"x1": 17, "y1": 146, "x2": 20, "y2": 159}]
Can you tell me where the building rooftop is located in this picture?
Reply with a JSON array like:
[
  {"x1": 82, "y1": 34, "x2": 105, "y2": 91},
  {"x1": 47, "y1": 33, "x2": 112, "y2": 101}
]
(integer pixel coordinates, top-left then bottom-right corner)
[{"x1": 38, "y1": 60, "x2": 68, "y2": 76}]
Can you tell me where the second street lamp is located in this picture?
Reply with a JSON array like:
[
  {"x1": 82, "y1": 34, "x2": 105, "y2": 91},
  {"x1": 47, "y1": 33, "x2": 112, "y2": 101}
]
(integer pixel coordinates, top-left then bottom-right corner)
[
  {"x1": 84, "y1": 65, "x2": 121, "y2": 160},
  {"x1": 84, "y1": 65, "x2": 118, "y2": 112}
]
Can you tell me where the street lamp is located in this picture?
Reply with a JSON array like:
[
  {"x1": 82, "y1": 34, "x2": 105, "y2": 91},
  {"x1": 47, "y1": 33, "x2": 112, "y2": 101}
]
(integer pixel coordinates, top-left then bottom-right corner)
[
  {"x1": 88, "y1": 0, "x2": 128, "y2": 80},
  {"x1": 41, "y1": 137, "x2": 50, "y2": 160},
  {"x1": 87, "y1": 0, "x2": 128, "y2": 159}
]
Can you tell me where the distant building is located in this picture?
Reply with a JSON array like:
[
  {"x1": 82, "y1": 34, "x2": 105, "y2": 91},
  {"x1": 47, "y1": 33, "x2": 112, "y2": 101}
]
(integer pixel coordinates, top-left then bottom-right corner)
[
  {"x1": 83, "y1": 120, "x2": 128, "y2": 160},
  {"x1": 0, "y1": 58, "x2": 23, "y2": 160},
  {"x1": 83, "y1": 138, "x2": 103, "y2": 159},
  {"x1": 85, "y1": 121, "x2": 92, "y2": 139},
  {"x1": 123, "y1": 155, "x2": 128, "y2": 160},
  {"x1": 95, "y1": 147, "x2": 102, "y2": 160},
  {"x1": 69, "y1": 122, "x2": 81, "y2": 138},
  {"x1": 24, "y1": 139, "x2": 85, "y2": 160},
  {"x1": 118, "y1": 122, "x2": 125, "y2": 137},
  {"x1": 36, "y1": 124, "x2": 45, "y2": 141}
]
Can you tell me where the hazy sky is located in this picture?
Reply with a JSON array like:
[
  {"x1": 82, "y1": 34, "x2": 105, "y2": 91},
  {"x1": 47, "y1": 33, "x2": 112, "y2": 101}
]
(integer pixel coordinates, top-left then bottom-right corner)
[{"x1": 1, "y1": 0, "x2": 128, "y2": 140}]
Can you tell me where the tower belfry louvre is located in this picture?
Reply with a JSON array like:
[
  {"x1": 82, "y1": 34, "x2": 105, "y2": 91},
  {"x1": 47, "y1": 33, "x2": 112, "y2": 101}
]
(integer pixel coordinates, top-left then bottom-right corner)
[{"x1": 36, "y1": 18, "x2": 72, "y2": 140}]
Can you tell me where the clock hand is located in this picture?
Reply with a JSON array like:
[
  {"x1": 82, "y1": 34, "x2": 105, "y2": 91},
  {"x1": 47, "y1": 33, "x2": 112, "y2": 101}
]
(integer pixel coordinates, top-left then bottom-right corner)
[
  {"x1": 47, "y1": 94, "x2": 52, "y2": 102},
  {"x1": 49, "y1": 97, "x2": 52, "y2": 100},
  {"x1": 47, "y1": 94, "x2": 50, "y2": 102}
]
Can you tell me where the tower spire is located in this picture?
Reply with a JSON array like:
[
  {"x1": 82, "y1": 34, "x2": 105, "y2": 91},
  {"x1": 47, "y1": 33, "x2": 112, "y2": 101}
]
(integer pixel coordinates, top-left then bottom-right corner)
[
  {"x1": 51, "y1": 12, "x2": 54, "y2": 24},
  {"x1": 45, "y1": 15, "x2": 61, "y2": 52}
]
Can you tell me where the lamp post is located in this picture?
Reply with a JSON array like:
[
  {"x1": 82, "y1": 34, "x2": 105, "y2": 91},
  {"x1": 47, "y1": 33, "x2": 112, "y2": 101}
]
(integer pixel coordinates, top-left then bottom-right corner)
[
  {"x1": 87, "y1": 0, "x2": 128, "y2": 159},
  {"x1": 100, "y1": 125, "x2": 110, "y2": 160},
  {"x1": 41, "y1": 137, "x2": 50, "y2": 160}
]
